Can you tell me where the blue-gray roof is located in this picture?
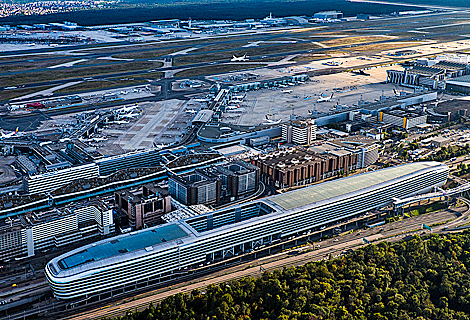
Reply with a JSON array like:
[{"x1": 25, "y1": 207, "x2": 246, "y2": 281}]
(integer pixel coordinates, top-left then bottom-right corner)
[{"x1": 58, "y1": 224, "x2": 189, "y2": 270}]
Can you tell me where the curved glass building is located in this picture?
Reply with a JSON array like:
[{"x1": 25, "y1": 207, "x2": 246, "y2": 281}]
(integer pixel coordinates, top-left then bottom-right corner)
[{"x1": 46, "y1": 161, "x2": 448, "y2": 300}]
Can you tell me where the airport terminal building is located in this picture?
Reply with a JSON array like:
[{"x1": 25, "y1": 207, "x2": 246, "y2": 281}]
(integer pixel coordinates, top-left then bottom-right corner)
[{"x1": 46, "y1": 162, "x2": 448, "y2": 300}]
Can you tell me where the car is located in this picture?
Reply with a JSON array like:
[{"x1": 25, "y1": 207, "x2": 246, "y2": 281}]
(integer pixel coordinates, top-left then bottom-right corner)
[{"x1": 334, "y1": 239, "x2": 339, "y2": 242}]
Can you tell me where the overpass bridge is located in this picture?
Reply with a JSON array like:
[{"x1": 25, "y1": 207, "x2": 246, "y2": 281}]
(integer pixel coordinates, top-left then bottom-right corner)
[{"x1": 393, "y1": 177, "x2": 470, "y2": 213}]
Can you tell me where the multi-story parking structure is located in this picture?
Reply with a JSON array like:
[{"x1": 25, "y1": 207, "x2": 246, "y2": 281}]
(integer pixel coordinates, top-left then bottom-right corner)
[
  {"x1": 95, "y1": 149, "x2": 163, "y2": 176},
  {"x1": 46, "y1": 162, "x2": 448, "y2": 300},
  {"x1": 24, "y1": 163, "x2": 99, "y2": 195}
]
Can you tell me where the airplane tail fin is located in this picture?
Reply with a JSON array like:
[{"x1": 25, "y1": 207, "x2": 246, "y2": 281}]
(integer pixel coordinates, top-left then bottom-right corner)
[
  {"x1": 330, "y1": 93, "x2": 334, "y2": 98},
  {"x1": 14, "y1": 127, "x2": 19, "y2": 134}
]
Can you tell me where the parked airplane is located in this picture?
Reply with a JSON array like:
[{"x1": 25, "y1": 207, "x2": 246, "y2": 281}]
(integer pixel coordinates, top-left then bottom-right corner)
[
  {"x1": 0, "y1": 127, "x2": 19, "y2": 139},
  {"x1": 262, "y1": 115, "x2": 281, "y2": 125},
  {"x1": 111, "y1": 120, "x2": 130, "y2": 125},
  {"x1": 281, "y1": 90, "x2": 293, "y2": 94},
  {"x1": 118, "y1": 112, "x2": 140, "y2": 119},
  {"x1": 227, "y1": 105, "x2": 240, "y2": 110},
  {"x1": 231, "y1": 54, "x2": 249, "y2": 62},
  {"x1": 155, "y1": 143, "x2": 167, "y2": 149},
  {"x1": 116, "y1": 104, "x2": 138, "y2": 113},
  {"x1": 352, "y1": 69, "x2": 370, "y2": 76},
  {"x1": 80, "y1": 136, "x2": 108, "y2": 143},
  {"x1": 92, "y1": 137, "x2": 108, "y2": 142},
  {"x1": 317, "y1": 93, "x2": 334, "y2": 102},
  {"x1": 186, "y1": 109, "x2": 198, "y2": 115}
]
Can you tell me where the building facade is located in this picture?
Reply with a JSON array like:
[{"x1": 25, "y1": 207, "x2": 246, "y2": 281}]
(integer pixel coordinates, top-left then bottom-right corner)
[
  {"x1": 24, "y1": 163, "x2": 99, "y2": 195},
  {"x1": 379, "y1": 110, "x2": 427, "y2": 130},
  {"x1": 282, "y1": 119, "x2": 317, "y2": 145},
  {"x1": 215, "y1": 161, "x2": 260, "y2": 200},
  {"x1": 169, "y1": 170, "x2": 221, "y2": 206},
  {"x1": 250, "y1": 147, "x2": 357, "y2": 188},
  {"x1": 0, "y1": 201, "x2": 114, "y2": 261},
  {"x1": 115, "y1": 184, "x2": 171, "y2": 230}
]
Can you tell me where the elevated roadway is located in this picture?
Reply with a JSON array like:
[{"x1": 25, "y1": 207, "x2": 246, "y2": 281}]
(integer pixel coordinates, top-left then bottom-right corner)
[{"x1": 393, "y1": 175, "x2": 470, "y2": 211}]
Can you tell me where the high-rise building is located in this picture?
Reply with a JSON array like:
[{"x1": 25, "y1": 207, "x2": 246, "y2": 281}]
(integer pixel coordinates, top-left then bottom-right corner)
[
  {"x1": 169, "y1": 170, "x2": 221, "y2": 206},
  {"x1": 115, "y1": 184, "x2": 171, "y2": 230},
  {"x1": 215, "y1": 161, "x2": 260, "y2": 200},
  {"x1": 282, "y1": 119, "x2": 317, "y2": 145},
  {"x1": 0, "y1": 200, "x2": 114, "y2": 261}
]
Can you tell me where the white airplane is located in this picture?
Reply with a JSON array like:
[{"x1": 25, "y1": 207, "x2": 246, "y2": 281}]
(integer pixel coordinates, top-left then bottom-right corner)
[
  {"x1": 186, "y1": 109, "x2": 198, "y2": 115},
  {"x1": 262, "y1": 115, "x2": 281, "y2": 125},
  {"x1": 155, "y1": 143, "x2": 167, "y2": 149},
  {"x1": 59, "y1": 138, "x2": 72, "y2": 143},
  {"x1": 118, "y1": 112, "x2": 140, "y2": 119},
  {"x1": 227, "y1": 105, "x2": 240, "y2": 110},
  {"x1": 111, "y1": 120, "x2": 130, "y2": 125},
  {"x1": 92, "y1": 136, "x2": 108, "y2": 142},
  {"x1": 0, "y1": 127, "x2": 19, "y2": 139},
  {"x1": 281, "y1": 90, "x2": 293, "y2": 94},
  {"x1": 231, "y1": 54, "x2": 249, "y2": 62},
  {"x1": 194, "y1": 98, "x2": 209, "y2": 102},
  {"x1": 79, "y1": 136, "x2": 108, "y2": 143},
  {"x1": 279, "y1": 84, "x2": 288, "y2": 88},
  {"x1": 230, "y1": 99, "x2": 243, "y2": 103},
  {"x1": 116, "y1": 104, "x2": 138, "y2": 113},
  {"x1": 317, "y1": 93, "x2": 334, "y2": 103},
  {"x1": 233, "y1": 95, "x2": 245, "y2": 99}
]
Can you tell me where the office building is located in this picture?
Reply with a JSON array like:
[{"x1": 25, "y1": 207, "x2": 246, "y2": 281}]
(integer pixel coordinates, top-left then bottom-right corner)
[
  {"x1": 115, "y1": 184, "x2": 171, "y2": 230},
  {"x1": 0, "y1": 201, "x2": 114, "y2": 261},
  {"x1": 215, "y1": 161, "x2": 260, "y2": 200},
  {"x1": 169, "y1": 170, "x2": 221, "y2": 206},
  {"x1": 326, "y1": 136, "x2": 379, "y2": 169},
  {"x1": 282, "y1": 119, "x2": 317, "y2": 145},
  {"x1": 251, "y1": 147, "x2": 356, "y2": 188}
]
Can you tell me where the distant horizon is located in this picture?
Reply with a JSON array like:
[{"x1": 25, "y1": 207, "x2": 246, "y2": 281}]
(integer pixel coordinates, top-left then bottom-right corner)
[{"x1": 0, "y1": 0, "x2": 448, "y2": 26}]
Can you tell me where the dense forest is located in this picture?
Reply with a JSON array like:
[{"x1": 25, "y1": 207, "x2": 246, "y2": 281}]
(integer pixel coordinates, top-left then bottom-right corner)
[{"x1": 112, "y1": 232, "x2": 470, "y2": 320}]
